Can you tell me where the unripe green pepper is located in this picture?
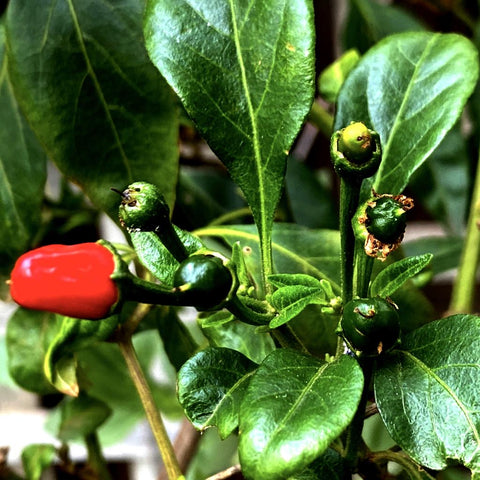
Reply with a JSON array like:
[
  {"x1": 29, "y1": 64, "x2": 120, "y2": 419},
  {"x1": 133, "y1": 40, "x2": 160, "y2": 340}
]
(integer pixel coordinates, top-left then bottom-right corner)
[
  {"x1": 114, "y1": 181, "x2": 188, "y2": 262},
  {"x1": 330, "y1": 122, "x2": 382, "y2": 180},
  {"x1": 365, "y1": 196, "x2": 408, "y2": 243},
  {"x1": 339, "y1": 297, "x2": 400, "y2": 356},
  {"x1": 173, "y1": 253, "x2": 236, "y2": 310},
  {"x1": 116, "y1": 181, "x2": 170, "y2": 232},
  {"x1": 354, "y1": 193, "x2": 414, "y2": 260}
]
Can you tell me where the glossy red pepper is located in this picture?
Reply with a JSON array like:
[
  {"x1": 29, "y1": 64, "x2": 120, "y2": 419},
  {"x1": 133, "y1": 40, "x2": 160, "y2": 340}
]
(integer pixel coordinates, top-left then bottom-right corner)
[{"x1": 9, "y1": 242, "x2": 119, "y2": 320}]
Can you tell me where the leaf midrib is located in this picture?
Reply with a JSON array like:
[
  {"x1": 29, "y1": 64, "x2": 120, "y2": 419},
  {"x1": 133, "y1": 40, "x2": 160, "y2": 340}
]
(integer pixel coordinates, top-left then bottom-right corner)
[{"x1": 66, "y1": 0, "x2": 132, "y2": 181}]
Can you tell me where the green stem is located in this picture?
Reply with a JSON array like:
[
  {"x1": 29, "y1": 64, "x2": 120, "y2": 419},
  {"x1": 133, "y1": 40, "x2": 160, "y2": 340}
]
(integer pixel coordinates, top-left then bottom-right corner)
[
  {"x1": 450, "y1": 149, "x2": 480, "y2": 314},
  {"x1": 272, "y1": 325, "x2": 310, "y2": 353},
  {"x1": 308, "y1": 101, "x2": 334, "y2": 137},
  {"x1": 84, "y1": 432, "x2": 112, "y2": 480},
  {"x1": 353, "y1": 240, "x2": 374, "y2": 298},
  {"x1": 208, "y1": 207, "x2": 253, "y2": 227},
  {"x1": 371, "y1": 451, "x2": 426, "y2": 480},
  {"x1": 339, "y1": 178, "x2": 362, "y2": 303},
  {"x1": 157, "y1": 222, "x2": 189, "y2": 263},
  {"x1": 118, "y1": 335, "x2": 184, "y2": 480},
  {"x1": 344, "y1": 356, "x2": 374, "y2": 472}
]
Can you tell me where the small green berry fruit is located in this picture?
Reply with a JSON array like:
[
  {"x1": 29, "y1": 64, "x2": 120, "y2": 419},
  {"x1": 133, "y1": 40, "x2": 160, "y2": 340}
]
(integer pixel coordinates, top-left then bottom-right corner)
[
  {"x1": 338, "y1": 122, "x2": 375, "y2": 164},
  {"x1": 173, "y1": 254, "x2": 234, "y2": 310},
  {"x1": 365, "y1": 196, "x2": 407, "y2": 244},
  {"x1": 340, "y1": 297, "x2": 400, "y2": 356},
  {"x1": 117, "y1": 182, "x2": 170, "y2": 232}
]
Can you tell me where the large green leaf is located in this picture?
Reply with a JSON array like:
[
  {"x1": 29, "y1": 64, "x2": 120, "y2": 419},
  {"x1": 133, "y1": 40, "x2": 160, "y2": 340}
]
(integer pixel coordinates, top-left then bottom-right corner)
[
  {"x1": 144, "y1": 0, "x2": 315, "y2": 282},
  {"x1": 44, "y1": 314, "x2": 119, "y2": 396},
  {"x1": 239, "y1": 350, "x2": 363, "y2": 480},
  {"x1": 5, "y1": 0, "x2": 178, "y2": 219},
  {"x1": 177, "y1": 347, "x2": 257, "y2": 440},
  {"x1": 58, "y1": 393, "x2": 112, "y2": 442},
  {"x1": 375, "y1": 315, "x2": 480, "y2": 472},
  {"x1": 195, "y1": 224, "x2": 341, "y2": 294},
  {"x1": 0, "y1": 24, "x2": 46, "y2": 282},
  {"x1": 335, "y1": 32, "x2": 478, "y2": 194},
  {"x1": 6, "y1": 308, "x2": 62, "y2": 395},
  {"x1": 199, "y1": 313, "x2": 275, "y2": 364}
]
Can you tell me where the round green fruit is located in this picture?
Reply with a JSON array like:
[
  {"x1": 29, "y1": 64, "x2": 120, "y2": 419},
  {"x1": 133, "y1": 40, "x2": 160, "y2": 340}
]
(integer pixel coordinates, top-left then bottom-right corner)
[
  {"x1": 340, "y1": 297, "x2": 400, "y2": 355},
  {"x1": 173, "y1": 254, "x2": 234, "y2": 310},
  {"x1": 365, "y1": 196, "x2": 407, "y2": 244}
]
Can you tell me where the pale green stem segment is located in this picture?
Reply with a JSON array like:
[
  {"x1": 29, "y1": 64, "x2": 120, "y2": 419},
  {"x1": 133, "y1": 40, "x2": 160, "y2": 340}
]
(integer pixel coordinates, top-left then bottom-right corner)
[
  {"x1": 450, "y1": 148, "x2": 480, "y2": 314},
  {"x1": 85, "y1": 432, "x2": 112, "y2": 480},
  {"x1": 371, "y1": 451, "x2": 426, "y2": 480},
  {"x1": 308, "y1": 101, "x2": 334, "y2": 137},
  {"x1": 118, "y1": 336, "x2": 183, "y2": 480}
]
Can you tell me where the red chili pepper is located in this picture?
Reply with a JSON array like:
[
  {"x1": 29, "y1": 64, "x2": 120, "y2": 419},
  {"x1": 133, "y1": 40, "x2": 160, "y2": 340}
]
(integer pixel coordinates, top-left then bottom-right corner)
[{"x1": 9, "y1": 242, "x2": 119, "y2": 320}]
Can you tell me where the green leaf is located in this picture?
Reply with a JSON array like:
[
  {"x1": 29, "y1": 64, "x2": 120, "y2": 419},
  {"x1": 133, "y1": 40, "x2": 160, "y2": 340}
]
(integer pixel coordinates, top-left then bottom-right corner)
[
  {"x1": 288, "y1": 449, "x2": 345, "y2": 480},
  {"x1": 268, "y1": 274, "x2": 329, "y2": 328},
  {"x1": 178, "y1": 347, "x2": 257, "y2": 440},
  {"x1": 21, "y1": 444, "x2": 57, "y2": 480},
  {"x1": 196, "y1": 224, "x2": 341, "y2": 295},
  {"x1": 318, "y1": 49, "x2": 360, "y2": 103},
  {"x1": 343, "y1": 0, "x2": 425, "y2": 54},
  {"x1": 5, "y1": 0, "x2": 179, "y2": 219},
  {"x1": 239, "y1": 350, "x2": 363, "y2": 480},
  {"x1": 0, "y1": 24, "x2": 46, "y2": 283},
  {"x1": 335, "y1": 32, "x2": 479, "y2": 194},
  {"x1": 130, "y1": 228, "x2": 203, "y2": 283},
  {"x1": 199, "y1": 313, "x2": 275, "y2": 364},
  {"x1": 374, "y1": 315, "x2": 480, "y2": 472},
  {"x1": 144, "y1": 0, "x2": 316, "y2": 282},
  {"x1": 370, "y1": 253, "x2": 433, "y2": 297},
  {"x1": 58, "y1": 393, "x2": 112, "y2": 441},
  {"x1": 44, "y1": 315, "x2": 119, "y2": 396},
  {"x1": 6, "y1": 308, "x2": 62, "y2": 395}
]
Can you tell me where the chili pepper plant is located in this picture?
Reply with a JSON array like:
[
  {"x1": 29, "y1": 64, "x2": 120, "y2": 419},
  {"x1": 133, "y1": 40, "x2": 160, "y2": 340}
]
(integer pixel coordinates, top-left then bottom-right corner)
[{"x1": 2, "y1": 1, "x2": 480, "y2": 479}]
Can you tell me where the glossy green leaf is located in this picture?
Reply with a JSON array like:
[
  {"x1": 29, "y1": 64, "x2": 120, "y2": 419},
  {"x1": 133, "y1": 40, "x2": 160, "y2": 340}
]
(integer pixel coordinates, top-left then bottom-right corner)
[
  {"x1": 21, "y1": 444, "x2": 57, "y2": 480},
  {"x1": 343, "y1": 0, "x2": 425, "y2": 54},
  {"x1": 6, "y1": 0, "x2": 179, "y2": 219},
  {"x1": 239, "y1": 350, "x2": 363, "y2": 480},
  {"x1": 288, "y1": 449, "x2": 345, "y2": 480},
  {"x1": 370, "y1": 253, "x2": 433, "y2": 297},
  {"x1": 318, "y1": 49, "x2": 360, "y2": 103},
  {"x1": 375, "y1": 315, "x2": 480, "y2": 472},
  {"x1": 268, "y1": 274, "x2": 329, "y2": 328},
  {"x1": 44, "y1": 315, "x2": 119, "y2": 396},
  {"x1": 130, "y1": 228, "x2": 203, "y2": 283},
  {"x1": 6, "y1": 308, "x2": 62, "y2": 395},
  {"x1": 178, "y1": 347, "x2": 257, "y2": 439},
  {"x1": 58, "y1": 393, "x2": 112, "y2": 441},
  {"x1": 199, "y1": 314, "x2": 275, "y2": 364},
  {"x1": 196, "y1": 224, "x2": 341, "y2": 295},
  {"x1": 335, "y1": 32, "x2": 479, "y2": 194},
  {"x1": 0, "y1": 24, "x2": 46, "y2": 282},
  {"x1": 144, "y1": 0, "x2": 316, "y2": 282}
]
